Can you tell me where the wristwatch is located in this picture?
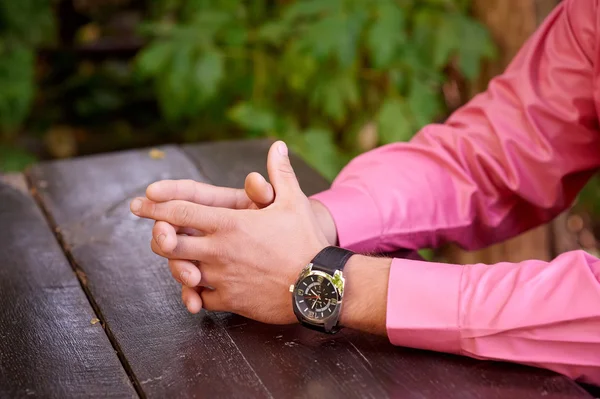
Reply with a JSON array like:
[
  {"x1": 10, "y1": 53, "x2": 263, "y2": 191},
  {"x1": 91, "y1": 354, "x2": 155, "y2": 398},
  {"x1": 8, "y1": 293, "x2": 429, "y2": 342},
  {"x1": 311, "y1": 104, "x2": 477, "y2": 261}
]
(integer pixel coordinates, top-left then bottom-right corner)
[{"x1": 289, "y1": 246, "x2": 354, "y2": 334}]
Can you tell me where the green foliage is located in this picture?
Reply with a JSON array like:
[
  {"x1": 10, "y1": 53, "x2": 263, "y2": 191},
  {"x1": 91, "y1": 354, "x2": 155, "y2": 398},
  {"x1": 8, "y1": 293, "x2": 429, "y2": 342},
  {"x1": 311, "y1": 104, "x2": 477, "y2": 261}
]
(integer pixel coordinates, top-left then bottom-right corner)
[
  {"x1": 575, "y1": 174, "x2": 600, "y2": 218},
  {"x1": 0, "y1": 46, "x2": 35, "y2": 133},
  {"x1": 136, "y1": 0, "x2": 497, "y2": 179},
  {"x1": 0, "y1": 0, "x2": 55, "y2": 135},
  {"x1": 0, "y1": 0, "x2": 497, "y2": 177},
  {"x1": 0, "y1": 144, "x2": 37, "y2": 172}
]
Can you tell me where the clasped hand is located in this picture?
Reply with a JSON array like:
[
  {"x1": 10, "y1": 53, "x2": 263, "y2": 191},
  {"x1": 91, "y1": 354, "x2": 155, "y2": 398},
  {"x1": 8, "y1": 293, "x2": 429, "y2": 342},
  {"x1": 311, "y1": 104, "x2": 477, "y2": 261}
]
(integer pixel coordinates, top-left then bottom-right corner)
[{"x1": 130, "y1": 141, "x2": 329, "y2": 324}]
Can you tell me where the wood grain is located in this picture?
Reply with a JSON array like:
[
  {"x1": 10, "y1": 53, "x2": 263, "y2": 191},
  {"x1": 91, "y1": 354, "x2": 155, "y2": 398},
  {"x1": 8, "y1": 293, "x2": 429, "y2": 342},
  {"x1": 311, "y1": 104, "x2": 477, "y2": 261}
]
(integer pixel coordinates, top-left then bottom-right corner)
[
  {"x1": 183, "y1": 139, "x2": 592, "y2": 399},
  {"x1": 27, "y1": 147, "x2": 270, "y2": 398},
  {"x1": 0, "y1": 173, "x2": 135, "y2": 398}
]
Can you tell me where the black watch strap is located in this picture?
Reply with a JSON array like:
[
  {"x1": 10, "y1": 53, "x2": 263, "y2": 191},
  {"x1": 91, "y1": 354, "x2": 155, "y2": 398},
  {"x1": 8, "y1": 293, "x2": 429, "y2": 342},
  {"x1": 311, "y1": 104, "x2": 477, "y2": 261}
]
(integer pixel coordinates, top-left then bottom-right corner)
[{"x1": 311, "y1": 246, "x2": 354, "y2": 274}]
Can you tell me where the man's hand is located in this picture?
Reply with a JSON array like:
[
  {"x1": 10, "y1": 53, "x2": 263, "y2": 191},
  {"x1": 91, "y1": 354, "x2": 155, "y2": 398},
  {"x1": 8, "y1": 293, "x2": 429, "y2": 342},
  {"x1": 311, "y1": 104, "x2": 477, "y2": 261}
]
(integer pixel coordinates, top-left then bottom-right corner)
[
  {"x1": 130, "y1": 141, "x2": 330, "y2": 324},
  {"x1": 139, "y1": 147, "x2": 338, "y2": 311}
]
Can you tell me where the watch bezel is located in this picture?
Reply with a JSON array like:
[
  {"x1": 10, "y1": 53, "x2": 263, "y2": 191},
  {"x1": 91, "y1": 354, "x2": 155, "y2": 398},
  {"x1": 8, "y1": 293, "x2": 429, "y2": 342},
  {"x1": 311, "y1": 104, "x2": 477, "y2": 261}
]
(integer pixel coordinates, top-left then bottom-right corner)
[{"x1": 291, "y1": 263, "x2": 345, "y2": 331}]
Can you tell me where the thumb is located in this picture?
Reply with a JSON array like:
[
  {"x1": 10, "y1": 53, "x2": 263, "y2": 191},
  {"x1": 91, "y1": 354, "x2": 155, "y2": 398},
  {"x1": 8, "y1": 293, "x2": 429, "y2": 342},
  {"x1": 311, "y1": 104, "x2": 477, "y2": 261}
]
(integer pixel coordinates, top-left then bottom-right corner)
[
  {"x1": 244, "y1": 172, "x2": 274, "y2": 208},
  {"x1": 267, "y1": 140, "x2": 302, "y2": 202}
]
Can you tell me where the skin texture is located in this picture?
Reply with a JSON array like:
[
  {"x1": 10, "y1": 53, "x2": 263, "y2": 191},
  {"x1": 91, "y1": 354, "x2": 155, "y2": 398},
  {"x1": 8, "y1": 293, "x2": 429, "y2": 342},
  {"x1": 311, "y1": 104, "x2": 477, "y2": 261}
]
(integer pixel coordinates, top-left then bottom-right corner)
[{"x1": 130, "y1": 141, "x2": 389, "y2": 334}]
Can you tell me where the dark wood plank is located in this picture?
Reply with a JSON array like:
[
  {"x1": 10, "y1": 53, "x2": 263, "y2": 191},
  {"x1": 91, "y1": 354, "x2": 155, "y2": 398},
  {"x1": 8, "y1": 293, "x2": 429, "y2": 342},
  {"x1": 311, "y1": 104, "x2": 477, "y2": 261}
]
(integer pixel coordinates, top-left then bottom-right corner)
[
  {"x1": 184, "y1": 139, "x2": 592, "y2": 399},
  {"x1": 344, "y1": 332, "x2": 592, "y2": 399},
  {"x1": 182, "y1": 138, "x2": 327, "y2": 195},
  {"x1": 27, "y1": 147, "x2": 270, "y2": 398},
  {"x1": 0, "y1": 174, "x2": 136, "y2": 399}
]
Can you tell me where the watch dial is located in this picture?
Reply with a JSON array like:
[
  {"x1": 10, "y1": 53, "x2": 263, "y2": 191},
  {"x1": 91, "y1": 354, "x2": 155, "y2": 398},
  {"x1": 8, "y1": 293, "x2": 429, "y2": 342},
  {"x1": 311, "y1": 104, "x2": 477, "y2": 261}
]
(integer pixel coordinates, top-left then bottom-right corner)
[{"x1": 294, "y1": 274, "x2": 340, "y2": 321}]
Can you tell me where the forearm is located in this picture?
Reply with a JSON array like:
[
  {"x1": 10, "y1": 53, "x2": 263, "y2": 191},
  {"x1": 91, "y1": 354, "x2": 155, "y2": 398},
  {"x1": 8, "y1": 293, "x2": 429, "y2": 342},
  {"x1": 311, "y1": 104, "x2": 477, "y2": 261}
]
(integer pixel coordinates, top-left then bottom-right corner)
[{"x1": 311, "y1": 0, "x2": 600, "y2": 254}]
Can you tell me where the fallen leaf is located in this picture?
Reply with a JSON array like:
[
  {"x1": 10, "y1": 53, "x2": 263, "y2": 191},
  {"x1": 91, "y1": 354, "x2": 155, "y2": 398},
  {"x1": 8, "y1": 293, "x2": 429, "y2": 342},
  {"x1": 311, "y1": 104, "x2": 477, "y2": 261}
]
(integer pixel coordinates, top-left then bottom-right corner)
[
  {"x1": 149, "y1": 148, "x2": 165, "y2": 159},
  {"x1": 90, "y1": 318, "x2": 100, "y2": 325}
]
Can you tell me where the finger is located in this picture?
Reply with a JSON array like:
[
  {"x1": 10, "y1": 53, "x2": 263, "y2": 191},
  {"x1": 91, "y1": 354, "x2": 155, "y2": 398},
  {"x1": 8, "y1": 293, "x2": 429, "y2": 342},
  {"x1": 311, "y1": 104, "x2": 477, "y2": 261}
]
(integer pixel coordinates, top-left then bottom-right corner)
[
  {"x1": 200, "y1": 288, "x2": 225, "y2": 312},
  {"x1": 151, "y1": 235, "x2": 214, "y2": 261},
  {"x1": 168, "y1": 259, "x2": 201, "y2": 287},
  {"x1": 152, "y1": 221, "x2": 178, "y2": 254},
  {"x1": 131, "y1": 198, "x2": 229, "y2": 232},
  {"x1": 182, "y1": 285, "x2": 203, "y2": 314},
  {"x1": 152, "y1": 222, "x2": 203, "y2": 254},
  {"x1": 244, "y1": 172, "x2": 274, "y2": 208},
  {"x1": 266, "y1": 141, "x2": 302, "y2": 202},
  {"x1": 146, "y1": 179, "x2": 252, "y2": 209}
]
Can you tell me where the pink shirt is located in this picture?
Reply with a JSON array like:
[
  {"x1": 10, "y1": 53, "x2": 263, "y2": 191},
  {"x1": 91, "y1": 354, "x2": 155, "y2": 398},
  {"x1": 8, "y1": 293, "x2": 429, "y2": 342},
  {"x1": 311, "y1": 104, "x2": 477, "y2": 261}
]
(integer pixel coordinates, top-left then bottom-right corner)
[{"x1": 311, "y1": 0, "x2": 600, "y2": 387}]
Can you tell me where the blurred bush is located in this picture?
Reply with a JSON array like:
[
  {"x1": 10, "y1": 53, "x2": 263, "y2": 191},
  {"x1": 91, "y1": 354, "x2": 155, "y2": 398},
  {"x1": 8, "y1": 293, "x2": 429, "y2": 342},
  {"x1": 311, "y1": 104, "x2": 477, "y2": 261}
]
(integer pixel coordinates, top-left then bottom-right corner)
[
  {"x1": 136, "y1": 0, "x2": 496, "y2": 179},
  {"x1": 0, "y1": 0, "x2": 496, "y2": 179}
]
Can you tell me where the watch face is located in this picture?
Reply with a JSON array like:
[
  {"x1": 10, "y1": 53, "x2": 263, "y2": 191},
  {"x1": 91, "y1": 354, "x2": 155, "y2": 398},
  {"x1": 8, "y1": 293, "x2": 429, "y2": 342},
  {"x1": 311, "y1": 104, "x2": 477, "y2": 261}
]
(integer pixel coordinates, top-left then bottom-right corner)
[{"x1": 293, "y1": 273, "x2": 340, "y2": 321}]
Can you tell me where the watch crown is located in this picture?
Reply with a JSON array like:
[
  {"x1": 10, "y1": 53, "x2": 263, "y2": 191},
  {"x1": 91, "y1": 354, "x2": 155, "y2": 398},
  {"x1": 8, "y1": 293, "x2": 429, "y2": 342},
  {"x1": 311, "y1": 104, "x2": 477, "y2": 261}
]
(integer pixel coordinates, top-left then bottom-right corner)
[{"x1": 289, "y1": 284, "x2": 294, "y2": 293}]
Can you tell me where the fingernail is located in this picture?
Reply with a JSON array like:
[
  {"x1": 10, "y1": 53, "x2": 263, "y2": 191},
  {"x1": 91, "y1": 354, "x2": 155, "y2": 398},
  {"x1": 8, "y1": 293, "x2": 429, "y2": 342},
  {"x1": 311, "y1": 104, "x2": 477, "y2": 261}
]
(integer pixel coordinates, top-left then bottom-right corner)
[
  {"x1": 131, "y1": 199, "x2": 142, "y2": 213},
  {"x1": 155, "y1": 234, "x2": 166, "y2": 246},
  {"x1": 180, "y1": 270, "x2": 190, "y2": 285},
  {"x1": 278, "y1": 141, "x2": 288, "y2": 156}
]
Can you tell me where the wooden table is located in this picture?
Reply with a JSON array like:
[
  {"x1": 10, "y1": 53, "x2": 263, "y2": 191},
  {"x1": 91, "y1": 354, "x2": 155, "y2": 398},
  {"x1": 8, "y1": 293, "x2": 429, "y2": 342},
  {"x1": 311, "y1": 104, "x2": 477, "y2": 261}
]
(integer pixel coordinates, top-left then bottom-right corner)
[{"x1": 0, "y1": 139, "x2": 595, "y2": 399}]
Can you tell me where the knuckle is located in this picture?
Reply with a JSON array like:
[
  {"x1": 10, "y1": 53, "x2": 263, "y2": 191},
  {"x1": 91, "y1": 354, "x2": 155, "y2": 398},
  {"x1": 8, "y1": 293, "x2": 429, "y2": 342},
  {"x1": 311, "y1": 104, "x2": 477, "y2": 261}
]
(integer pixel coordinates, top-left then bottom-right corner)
[
  {"x1": 277, "y1": 165, "x2": 296, "y2": 178},
  {"x1": 173, "y1": 203, "x2": 193, "y2": 226},
  {"x1": 146, "y1": 202, "x2": 156, "y2": 218},
  {"x1": 222, "y1": 214, "x2": 238, "y2": 231},
  {"x1": 210, "y1": 242, "x2": 228, "y2": 261}
]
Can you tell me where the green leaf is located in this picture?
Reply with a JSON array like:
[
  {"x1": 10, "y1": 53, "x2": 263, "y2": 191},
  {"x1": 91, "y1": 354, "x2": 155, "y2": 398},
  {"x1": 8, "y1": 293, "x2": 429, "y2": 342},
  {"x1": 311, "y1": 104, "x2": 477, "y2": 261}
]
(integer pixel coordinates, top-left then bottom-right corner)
[
  {"x1": 257, "y1": 21, "x2": 289, "y2": 46},
  {"x1": 418, "y1": 248, "x2": 435, "y2": 261},
  {"x1": 377, "y1": 98, "x2": 414, "y2": 144},
  {"x1": 407, "y1": 79, "x2": 444, "y2": 129},
  {"x1": 221, "y1": 24, "x2": 248, "y2": 46},
  {"x1": 193, "y1": 50, "x2": 224, "y2": 103},
  {"x1": 453, "y1": 15, "x2": 497, "y2": 79},
  {"x1": 282, "y1": 45, "x2": 318, "y2": 92},
  {"x1": 0, "y1": 45, "x2": 35, "y2": 132},
  {"x1": 282, "y1": 0, "x2": 340, "y2": 21},
  {"x1": 0, "y1": 145, "x2": 37, "y2": 172},
  {"x1": 296, "y1": 11, "x2": 367, "y2": 67},
  {"x1": 411, "y1": 9, "x2": 438, "y2": 67},
  {"x1": 0, "y1": 0, "x2": 55, "y2": 46},
  {"x1": 433, "y1": 15, "x2": 459, "y2": 68},
  {"x1": 310, "y1": 70, "x2": 360, "y2": 123},
  {"x1": 366, "y1": 4, "x2": 406, "y2": 68},
  {"x1": 189, "y1": 9, "x2": 233, "y2": 36},
  {"x1": 288, "y1": 128, "x2": 342, "y2": 181},
  {"x1": 228, "y1": 102, "x2": 277, "y2": 133},
  {"x1": 135, "y1": 41, "x2": 174, "y2": 78},
  {"x1": 156, "y1": 42, "x2": 195, "y2": 120}
]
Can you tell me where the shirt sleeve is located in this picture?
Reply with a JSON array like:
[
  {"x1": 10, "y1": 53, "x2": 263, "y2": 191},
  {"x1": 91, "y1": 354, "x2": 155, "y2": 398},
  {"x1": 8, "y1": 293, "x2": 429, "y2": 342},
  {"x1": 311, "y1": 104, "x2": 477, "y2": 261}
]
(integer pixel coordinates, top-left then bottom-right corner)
[
  {"x1": 309, "y1": 0, "x2": 600, "y2": 387},
  {"x1": 386, "y1": 251, "x2": 600, "y2": 386},
  {"x1": 311, "y1": 0, "x2": 600, "y2": 254}
]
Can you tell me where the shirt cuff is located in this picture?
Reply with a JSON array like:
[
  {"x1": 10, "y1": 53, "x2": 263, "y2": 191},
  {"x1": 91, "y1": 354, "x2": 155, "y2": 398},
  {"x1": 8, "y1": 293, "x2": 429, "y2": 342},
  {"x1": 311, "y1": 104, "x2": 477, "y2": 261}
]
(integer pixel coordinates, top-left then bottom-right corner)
[
  {"x1": 310, "y1": 186, "x2": 383, "y2": 253},
  {"x1": 386, "y1": 258, "x2": 463, "y2": 354}
]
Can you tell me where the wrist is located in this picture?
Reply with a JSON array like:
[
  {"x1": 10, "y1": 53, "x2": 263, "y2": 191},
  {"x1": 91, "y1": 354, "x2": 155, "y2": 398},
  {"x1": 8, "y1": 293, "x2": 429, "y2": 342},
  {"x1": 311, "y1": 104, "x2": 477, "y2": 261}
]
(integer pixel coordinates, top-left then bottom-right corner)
[
  {"x1": 340, "y1": 255, "x2": 391, "y2": 336},
  {"x1": 310, "y1": 199, "x2": 338, "y2": 246}
]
